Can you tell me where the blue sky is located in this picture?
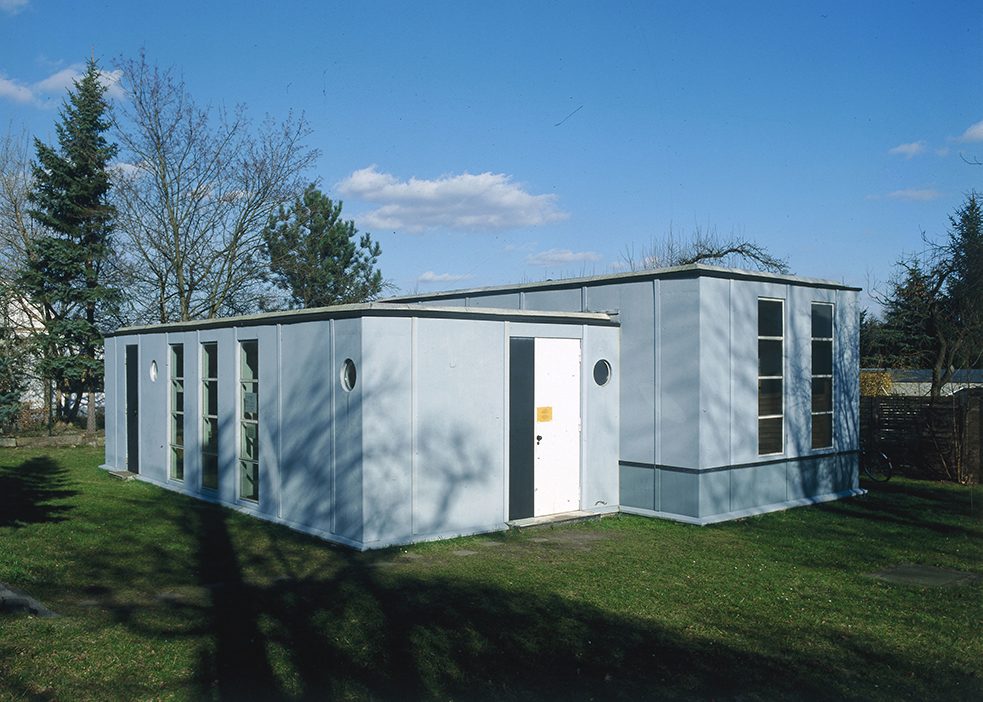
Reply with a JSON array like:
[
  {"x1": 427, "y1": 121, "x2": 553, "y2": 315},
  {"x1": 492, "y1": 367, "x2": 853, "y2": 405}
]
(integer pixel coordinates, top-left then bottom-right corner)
[{"x1": 2, "y1": 1, "x2": 981, "y2": 309}]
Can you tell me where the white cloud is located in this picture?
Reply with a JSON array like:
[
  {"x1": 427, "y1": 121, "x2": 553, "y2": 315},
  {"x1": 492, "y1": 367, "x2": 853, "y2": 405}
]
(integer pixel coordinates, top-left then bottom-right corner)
[
  {"x1": 888, "y1": 141, "x2": 926, "y2": 158},
  {"x1": 935, "y1": 147, "x2": 951, "y2": 157},
  {"x1": 0, "y1": 65, "x2": 125, "y2": 107},
  {"x1": 0, "y1": 75, "x2": 34, "y2": 103},
  {"x1": 416, "y1": 271, "x2": 473, "y2": 283},
  {"x1": 887, "y1": 188, "x2": 942, "y2": 202},
  {"x1": 526, "y1": 248, "x2": 602, "y2": 266},
  {"x1": 337, "y1": 166, "x2": 568, "y2": 232},
  {"x1": 958, "y1": 119, "x2": 983, "y2": 143},
  {"x1": 0, "y1": 0, "x2": 29, "y2": 15}
]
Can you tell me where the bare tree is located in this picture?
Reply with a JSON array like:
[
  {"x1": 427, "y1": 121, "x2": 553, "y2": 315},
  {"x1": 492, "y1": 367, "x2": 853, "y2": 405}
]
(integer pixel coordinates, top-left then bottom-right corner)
[
  {"x1": 0, "y1": 130, "x2": 48, "y2": 428},
  {"x1": 111, "y1": 53, "x2": 319, "y2": 323},
  {"x1": 621, "y1": 224, "x2": 790, "y2": 274}
]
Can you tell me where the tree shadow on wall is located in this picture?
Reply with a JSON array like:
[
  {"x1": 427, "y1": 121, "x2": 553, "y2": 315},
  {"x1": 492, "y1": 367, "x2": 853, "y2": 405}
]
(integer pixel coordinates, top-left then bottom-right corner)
[{"x1": 0, "y1": 455, "x2": 77, "y2": 528}]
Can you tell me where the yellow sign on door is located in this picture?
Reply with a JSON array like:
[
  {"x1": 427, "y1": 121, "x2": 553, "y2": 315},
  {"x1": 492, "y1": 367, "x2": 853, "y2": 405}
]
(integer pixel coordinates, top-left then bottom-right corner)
[{"x1": 536, "y1": 406, "x2": 553, "y2": 422}]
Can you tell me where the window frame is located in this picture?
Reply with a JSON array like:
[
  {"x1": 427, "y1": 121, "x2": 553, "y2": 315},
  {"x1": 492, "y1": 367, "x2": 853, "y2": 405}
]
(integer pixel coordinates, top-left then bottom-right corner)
[
  {"x1": 200, "y1": 342, "x2": 219, "y2": 491},
  {"x1": 757, "y1": 298, "x2": 785, "y2": 456},
  {"x1": 811, "y1": 302, "x2": 835, "y2": 450},
  {"x1": 238, "y1": 339, "x2": 260, "y2": 503},
  {"x1": 168, "y1": 343, "x2": 185, "y2": 482}
]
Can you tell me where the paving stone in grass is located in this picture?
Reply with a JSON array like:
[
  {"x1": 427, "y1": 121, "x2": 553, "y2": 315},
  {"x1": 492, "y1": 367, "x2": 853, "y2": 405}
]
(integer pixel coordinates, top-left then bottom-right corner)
[
  {"x1": 868, "y1": 564, "x2": 981, "y2": 587},
  {"x1": 452, "y1": 549, "x2": 478, "y2": 557},
  {"x1": 0, "y1": 583, "x2": 58, "y2": 617}
]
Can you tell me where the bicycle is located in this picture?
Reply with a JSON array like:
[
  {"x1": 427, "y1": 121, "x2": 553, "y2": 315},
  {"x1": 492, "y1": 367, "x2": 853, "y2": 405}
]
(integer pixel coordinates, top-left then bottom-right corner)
[{"x1": 860, "y1": 444, "x2": 894, "y2": 482}]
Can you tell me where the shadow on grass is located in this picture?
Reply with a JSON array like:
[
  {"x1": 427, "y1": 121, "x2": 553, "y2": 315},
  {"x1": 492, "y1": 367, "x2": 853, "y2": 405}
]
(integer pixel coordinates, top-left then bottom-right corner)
[
  {"x1": 0, "y1": 456, "x2": 76, "y2": 529},
  {"x1": 815, "y1": 478, "x2": 983, "y2": 538},
  {"x1": 62, "y1": 497, "x2": 973, "y2": 701}
]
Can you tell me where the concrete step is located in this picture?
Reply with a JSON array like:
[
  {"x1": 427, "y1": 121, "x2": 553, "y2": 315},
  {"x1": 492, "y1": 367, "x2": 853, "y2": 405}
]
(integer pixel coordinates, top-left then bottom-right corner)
[
  {"x1": 508, "y1": 510, "x2": 604, "y2": 529},
  {"x1": 108, "y1": 470, "x2": 137, "y2": 481}
]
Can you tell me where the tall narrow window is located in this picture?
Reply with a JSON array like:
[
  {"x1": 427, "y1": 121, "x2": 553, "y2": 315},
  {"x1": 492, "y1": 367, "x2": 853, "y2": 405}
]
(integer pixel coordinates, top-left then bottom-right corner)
[
  {"x1": 239, "y1": 340, "x2": 259, "y2": 502},
  {"x1": 758, "y1": 299, "x2": 784, "y2": 455},
  {"x1": 812, "y1": 303, "x2": 834, "y2": 449},
  {"x1": 169, "y1": 344, "x2": 185, "y2": 480},
  {"x1": 201, "y1": 342, "x2": 219, "y2": 490}
]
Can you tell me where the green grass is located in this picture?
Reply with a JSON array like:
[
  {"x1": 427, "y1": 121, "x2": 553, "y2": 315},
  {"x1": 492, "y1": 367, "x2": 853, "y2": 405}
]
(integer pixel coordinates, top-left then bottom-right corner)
[{"x1": 0, "y1": 448, "x2": 981, "y2": 701}]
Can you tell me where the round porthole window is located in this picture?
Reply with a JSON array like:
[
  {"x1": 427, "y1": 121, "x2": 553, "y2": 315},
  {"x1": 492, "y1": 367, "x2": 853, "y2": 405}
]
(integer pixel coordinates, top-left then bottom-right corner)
[
  {"x1": 149, "y1": 360, "x2": 158, "y2": 382},
  {"x1": 593, "y1": 359, "x2": 612, "y2": 386},
  {"x1": 341, "y1": 358, "x2": 357, "y2": 391}
]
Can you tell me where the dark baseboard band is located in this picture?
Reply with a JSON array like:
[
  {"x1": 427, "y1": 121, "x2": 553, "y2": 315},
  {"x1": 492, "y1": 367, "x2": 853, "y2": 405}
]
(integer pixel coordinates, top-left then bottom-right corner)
[{"x1": 620, "y1": 450, "x2": 859, "y2": 475}]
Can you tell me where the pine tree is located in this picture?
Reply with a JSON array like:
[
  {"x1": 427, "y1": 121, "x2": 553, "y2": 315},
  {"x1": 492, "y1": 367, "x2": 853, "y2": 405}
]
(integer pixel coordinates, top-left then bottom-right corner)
[
  {"x1": 21, "y1": 58, "x2": 117, "y2": 432},
  {"x1": 262, "y1": 184, "x2": 385, "y2": 308}
]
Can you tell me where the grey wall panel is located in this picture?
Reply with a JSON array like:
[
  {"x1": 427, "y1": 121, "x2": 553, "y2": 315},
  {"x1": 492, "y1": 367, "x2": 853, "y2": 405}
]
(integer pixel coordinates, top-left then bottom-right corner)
[
  {"x1": 728, "y1": 280, "x2": 758, "y2": 464},
  {"x1": 581, "y1": 325, "x2": 620, "y2": 509},
  {"x1": 787, "y1": 453, "x2": 859, "y2": 499},
  {"x1": 506, "y1": 322, "x2": 584, "y2": 339},
  {"x1": 412, "y1": 318, "x2": 505, "y2": 536},
  {"x1": 466, "y1": 293, "x2": 521, "y2": 309},
  {"x1": 659, "y1": 469, "x2": 699, "y2": 518},
  {"x1": 835, "y1": 290, "x2": 860, "y2": 453},
  {"x1": 360, "y1": 316, "x2": 413, "y2": 545},
  {"x1": 521, "y1": 288, "x2": 584, "y2": 313},
  {"x1": 332, "y1": 318, "x2": 363, "y2": 543},
  {"x1": 786, "y1": 286, "x2": 818, "y2": 457},
  {"x1": 698, "y1": 277, "x2": 733, "y2": 469},
  {"x1": 102, "y1": 337, "x2": 118, "y2": 468},
  {"x1": 658, "y1": 278, "x2": 700, "y2": 468},
  {"x1": 278, "y1": 321, "x2": 335, "y2": 534},
  {"x1": 728, "y1": 463, "x2": 787, "y2": 513},
  {"x1": 588, "y1": 282, "x2": 657, "y2": 465},
  {"x1": 137, "y1": 333, "x2": 169, "y2": 483},
  {"x1": 698, "y1": 469, "x2": 731, "y2": 517},
  {"x1": 620, "y1": 465, "x2": 654, "y2": 510},
  {"x1": 115, "y1": 338, "x2": 127, "y2": 469}
]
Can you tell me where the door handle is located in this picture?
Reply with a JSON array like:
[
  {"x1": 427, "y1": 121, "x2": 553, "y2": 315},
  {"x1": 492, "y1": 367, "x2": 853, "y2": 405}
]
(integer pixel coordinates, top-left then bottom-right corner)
[{"x1": 536, "y1": 435, "x2": 543, "y2": 445}]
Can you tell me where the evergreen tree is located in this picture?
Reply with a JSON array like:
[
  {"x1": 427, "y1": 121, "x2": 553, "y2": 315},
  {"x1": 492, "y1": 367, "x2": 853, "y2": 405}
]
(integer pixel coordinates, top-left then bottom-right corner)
[
  {"x1": 21, "y1": 59, "x2": 117, "y2": 431},
  {"x1": 880, "y1": 191, "x2": 983, "y2": 397},
  {"x1": 262, "y1": 184, "x2": 385, "y2": 308}
]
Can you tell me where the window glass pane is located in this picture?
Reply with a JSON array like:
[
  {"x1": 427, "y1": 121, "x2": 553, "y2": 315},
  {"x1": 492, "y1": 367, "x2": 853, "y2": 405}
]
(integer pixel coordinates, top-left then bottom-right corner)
[
  {"x1": 812, "y1": 340, "x2": 833, "y2": 376},
  {"x1": 171, "y1": 416, "x2": 184, "y2": 446},
  {"x1": 203, "y1": 417, "x2": 218, "y2": 451},
  {"x1": 203, "y1": 343, "x2": 218, "y2": 379},
  {"x1": 758, "y1": 417, "x2": 783, "y2": 454},
  {"x1": 758, "y1": 379, "x2": 782, "y2": 416},
  {"x1": 170, "y1": 447, "x2": 184, "y2": 480},
  {"x1": 812, "y1": 303, "x2": 833, "y2": 338},
  {"x1": 206, "y1": 381, "x2": 218, "y2": 416},
  {"x1": 240, "y1": 461, "x2": 259, "y2": 501},
  {"x1": 241, "y1": 423, "x2": 258, "y2": 460},
  {"x1": 202, "y1": 453, "x2": 218, "y2": 490},
  {"x1": 241, "y1": 341, "x2": 259, "y2": 381},
  {"x1": 759, "y1": 339, "x2": 783, "y2": 377},
  {"x1": 172, "y1": 380, "x2": 184, "y2": 412},
  {"x1": 812, "y1": 413, "x2": 833, "y2": 449},
  {"x1": 171, "y1": 345, "x2": 184, "y2": 377},
  {"x1": 758, "y1": 300, "x2": 783, "y2": 337},
  {"x1": 241, "y1": 383, "x2": 258, "y2": 421},
  {"x1": 812, "y1": 377, "x2": 832, "y2": 412}
]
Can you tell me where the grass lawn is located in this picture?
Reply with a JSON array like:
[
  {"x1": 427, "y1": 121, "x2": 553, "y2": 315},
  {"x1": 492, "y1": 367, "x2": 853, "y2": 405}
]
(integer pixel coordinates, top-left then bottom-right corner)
[{"x1": 0, "y1": 448, "x2": 981, "y2": 701}]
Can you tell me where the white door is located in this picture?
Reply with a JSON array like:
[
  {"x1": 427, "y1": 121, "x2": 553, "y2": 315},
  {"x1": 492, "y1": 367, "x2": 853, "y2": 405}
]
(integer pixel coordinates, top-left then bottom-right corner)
[{"x1": 533, "y1": 338, "x2": 581, "y2": 516}]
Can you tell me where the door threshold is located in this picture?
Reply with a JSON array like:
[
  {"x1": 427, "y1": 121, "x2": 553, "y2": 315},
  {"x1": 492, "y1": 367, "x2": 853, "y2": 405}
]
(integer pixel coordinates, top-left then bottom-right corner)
[
  {"x1": 508, "y1": 510, "x2": 600, "y2": 529},
  {"x1": 108, "y1": 470, "x2": 138, "y2": 481}
]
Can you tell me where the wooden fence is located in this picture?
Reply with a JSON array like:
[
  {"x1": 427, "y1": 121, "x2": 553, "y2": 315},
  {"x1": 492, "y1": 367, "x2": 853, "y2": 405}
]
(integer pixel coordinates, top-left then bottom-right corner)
[{"x1": 860, "y1": 391, "x2": 982, "y2": 484}]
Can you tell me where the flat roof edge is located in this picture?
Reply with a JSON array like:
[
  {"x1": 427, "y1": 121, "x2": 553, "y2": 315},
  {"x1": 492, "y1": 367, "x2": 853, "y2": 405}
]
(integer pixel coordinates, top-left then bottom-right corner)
[
  {"x1": 386, "y1": 263, "x2": 861, "y2": 302},
  {"x1": 106, "y1": 303, "x2": 619, "y2": 337}
]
